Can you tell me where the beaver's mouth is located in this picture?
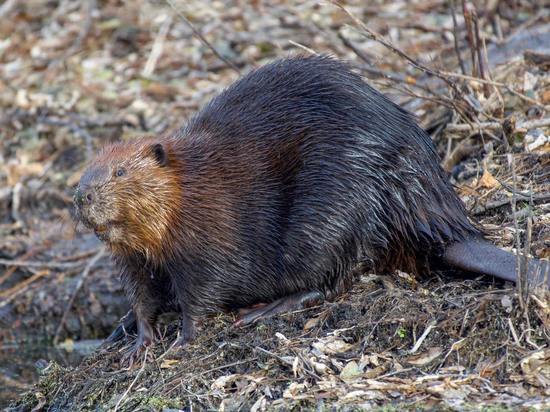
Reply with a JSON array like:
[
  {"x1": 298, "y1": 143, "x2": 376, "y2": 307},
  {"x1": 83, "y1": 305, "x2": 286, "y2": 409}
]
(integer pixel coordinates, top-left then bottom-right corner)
[
  {"x1": 78, "y1": 218, "x2": 120, "y2": 242},
  {"x1": 73, "y1": 206, "x2": 95, "y2": 229},
  {"x1": 72, "y1": 203, "x2": 123, "y2": 243},
  {"x1": 94, "y1": 225, "x2": 111, "y2": 242},
  {"x1": 92, "y1": 220, "x2": 124, "y2": 241}
]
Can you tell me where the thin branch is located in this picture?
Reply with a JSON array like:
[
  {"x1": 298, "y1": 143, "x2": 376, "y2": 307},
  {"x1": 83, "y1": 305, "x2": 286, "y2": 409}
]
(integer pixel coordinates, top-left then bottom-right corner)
[
  {"x1": 509, "y1": 155, "x2": 526, "y2": 311},
  {"x1": 450, "y1": 0, "x2": 466, "y2": 75},
  {"x1": 165, "y1": 0, "x2": 241, "y2": 74},
  {"x1": 142, "y1": 14, "x2": 173, "y2": 77},
  {"x1": 409, "y1": 320, "x2": 437, "y2": 354},
  {"x1": 53, "y1": 248, "x2": 106, "y2": 345},
  {"x1": 0, "y1": 243, "x2": 52, "y2": 287},
  {"x1": 0, "y1": 258, "x2": 86, "y2": 269},
  {"x1": 332, "y1": 1, "x2": 459, "y2": 93},
  {"x1": 337, "y1": 31, "x2": 373, "y2": 65},
  {"x1": 0, "y1": 270, "x2": 50, "y2": 303},
  {"x1": 439, "y1": 71, "x2": 542, "y2": 106},
  {"x1": 462, "y1": 0, "x2": 477, "y2": 77},
  {"x1": 114, "y1": 347, "x2": 149, "y2": 412},
  {"x1": 471, "y1": 7, "x2": 490, "y2": 97},
  {"x1": 288, "y1": 40, "x2": 319, "y2": 55}
]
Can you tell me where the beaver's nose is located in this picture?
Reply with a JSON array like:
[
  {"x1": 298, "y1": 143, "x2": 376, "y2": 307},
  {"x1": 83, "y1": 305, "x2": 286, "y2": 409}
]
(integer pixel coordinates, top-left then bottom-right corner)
[{"x1": 74, "y1": 186, "x2": 94, "y2": 208}]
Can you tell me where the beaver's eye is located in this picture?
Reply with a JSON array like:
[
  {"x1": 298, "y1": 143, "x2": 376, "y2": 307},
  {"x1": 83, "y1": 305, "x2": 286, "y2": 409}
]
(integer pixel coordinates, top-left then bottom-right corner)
[{"x1": 115, "y1": 167, "x2": 126, "y2": 177}]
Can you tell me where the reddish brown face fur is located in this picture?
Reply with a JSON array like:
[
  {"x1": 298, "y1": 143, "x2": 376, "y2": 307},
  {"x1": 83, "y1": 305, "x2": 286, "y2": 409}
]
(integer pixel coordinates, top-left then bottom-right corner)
[{"x1": 74, "y1": 138, "x2": 182, "y2": 259}]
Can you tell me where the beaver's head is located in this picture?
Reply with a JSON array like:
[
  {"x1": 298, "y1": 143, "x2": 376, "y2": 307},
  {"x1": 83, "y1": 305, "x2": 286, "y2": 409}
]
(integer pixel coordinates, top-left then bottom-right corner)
[{"x1": 74, "y1": 138, "x2": 181, "y2": 258}]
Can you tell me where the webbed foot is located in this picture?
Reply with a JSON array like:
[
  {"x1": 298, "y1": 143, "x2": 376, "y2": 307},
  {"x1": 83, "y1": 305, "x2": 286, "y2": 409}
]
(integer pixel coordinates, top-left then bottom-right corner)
[{"x1": 120, "y1": 318, "x2": 155, "y2": 368}]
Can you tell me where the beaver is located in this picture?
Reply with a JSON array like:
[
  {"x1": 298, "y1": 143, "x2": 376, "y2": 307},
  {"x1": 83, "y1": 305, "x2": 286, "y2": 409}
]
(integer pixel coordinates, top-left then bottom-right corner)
[{"x1": 74, "y1": 55, "x2": 549, "y2": 363}]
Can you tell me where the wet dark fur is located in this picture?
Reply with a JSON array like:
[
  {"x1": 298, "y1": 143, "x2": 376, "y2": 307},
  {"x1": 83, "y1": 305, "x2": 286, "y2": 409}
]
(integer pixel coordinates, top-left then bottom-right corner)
[
  {"x1": 166, "y1": 56, "x2": 480, "y2": 316},
  {"x1": 77, "y1": 56, "x2": 547, "y2": 353}
]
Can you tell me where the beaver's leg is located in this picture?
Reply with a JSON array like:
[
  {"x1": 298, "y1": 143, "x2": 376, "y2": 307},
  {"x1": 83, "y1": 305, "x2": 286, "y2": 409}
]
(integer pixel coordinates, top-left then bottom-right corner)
[
  {"x1": 175, "y1": 311, "x2": 196, "y2": 346},
  {"x1": 105, "y1": 295, "x2": 180, "y2": 346},
  {"x1": 120, "y1": 310, "x2": 156, "y2": 367},
  {"x1": 119, "y1": 315, "x2": 156, "y2": 368},
  {"x1": 234, "y1": 291, "x2": 324, "y2": 326},
  {"x1": 118, "y1": 267, "x2": 160, "y2": 367}
]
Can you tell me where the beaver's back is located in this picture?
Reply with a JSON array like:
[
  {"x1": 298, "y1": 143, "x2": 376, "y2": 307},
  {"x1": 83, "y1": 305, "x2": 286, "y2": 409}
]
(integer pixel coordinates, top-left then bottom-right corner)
[{"x1": 167, "y1": 56, "x2": 479, "y2": 313}]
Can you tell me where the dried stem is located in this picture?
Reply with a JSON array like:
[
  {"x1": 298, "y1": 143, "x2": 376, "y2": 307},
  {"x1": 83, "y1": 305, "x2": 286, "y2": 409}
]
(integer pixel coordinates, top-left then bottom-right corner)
[
  {"x1": 462, "y1": 1, "x2": 477, "y2": 77},
  {"x1": 53, "y1": 248, "x2": 106, "y2": 345},
  {"x1": 450, "y1": 0, "x2": 466, "y2": 75},
  {"x1": 165, "y1": 0, "x2": 241, "y2": 74},
  {"x1": 331, "y1": 1, "x2": 459, "y2": 94}
]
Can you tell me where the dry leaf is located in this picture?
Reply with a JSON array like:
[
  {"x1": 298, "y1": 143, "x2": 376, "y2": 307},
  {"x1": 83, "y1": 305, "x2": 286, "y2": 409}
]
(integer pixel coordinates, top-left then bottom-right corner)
[
  {"x1": 160, "y1": 359, "x2": 179, "y2": 369},
  {"x1": 340, "y1": 361, "x2": 363, "y2": 382},
  {"x1": 303, "y1": 316, "x2": 320, "y2": 330},
  {"x1": 275, "y1": 332, "x2": 289, "y2": 342},
  {"x1": 500, "y1": 295, "x2": 513, "y2": 313},
  {"x1": 212, "y1": 374, "x2": 239, "y2": 390},
  {"x1": 292, "y1": 356, "x2": 300, "y2": 377},
  {"x1": 405, "y1": 347, "x2": 442, "y2": 366},
  {"x1": 310, "y1": 358, "x2": 329, "y2": 375},
  {"x1": 477, "y1": 168, "x2": 499, "y2": 189},
  {"x1": 250, "y1": 395, "x2": 266, "y2": 412},
  {"x1": 4, "y1": 161, "x2": 44, "y2": 186},
  {"x1": 312, "y1": 337, "x2": 354, "y2": 355},
  {"x1": 283, "y1": 382, "x2": 308, "y2": 398},
  {"x1": 364, "y1": 364, "x2": 388, "y2": 379},
  {"x1": 520, "y1": 350, "x2": 550, "y2": 388},
  {"x1": 56, "y1": 338, "x2": 74, "y2": 352},
  {"x1": 144, "y1": 82, "x2": 179, "y2": 102}
]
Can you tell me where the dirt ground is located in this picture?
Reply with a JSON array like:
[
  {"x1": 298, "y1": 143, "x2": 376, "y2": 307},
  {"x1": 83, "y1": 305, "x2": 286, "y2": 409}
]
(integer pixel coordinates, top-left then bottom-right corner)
[{"x1": 1, "y1": 0, "x2": 549, "y2": 410}]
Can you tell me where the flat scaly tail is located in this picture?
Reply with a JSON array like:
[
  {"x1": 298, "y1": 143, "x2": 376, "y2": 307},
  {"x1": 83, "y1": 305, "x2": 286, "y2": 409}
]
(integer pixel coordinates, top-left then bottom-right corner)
[{"x1": 442, "y1": 237, "x2": 549, "y2": 288}]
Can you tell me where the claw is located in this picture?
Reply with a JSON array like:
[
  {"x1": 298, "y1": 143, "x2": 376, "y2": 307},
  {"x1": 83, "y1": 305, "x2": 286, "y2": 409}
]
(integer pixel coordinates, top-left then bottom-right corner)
[
  {"x1": 120, "y1": 339, "x2": 152, "y2": 368},
  {"x1": 174, "y1": 313, "x2": 195, "y2": 346},
  {"x1": 120, "y1": 317, "x2": 155, "y2": 368}
]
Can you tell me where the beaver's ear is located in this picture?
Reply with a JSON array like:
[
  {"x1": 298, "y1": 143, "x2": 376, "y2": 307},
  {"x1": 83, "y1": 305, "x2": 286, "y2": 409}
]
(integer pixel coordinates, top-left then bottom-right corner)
[{"x1": 150, "y1": 143, "x2": 168, "y2": 167}]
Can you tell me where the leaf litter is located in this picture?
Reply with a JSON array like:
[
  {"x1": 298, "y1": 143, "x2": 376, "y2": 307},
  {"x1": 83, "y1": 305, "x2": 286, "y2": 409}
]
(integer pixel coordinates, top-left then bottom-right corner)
[{"x1": 1, "y1": 0, "x2": 549, "y2": 410}]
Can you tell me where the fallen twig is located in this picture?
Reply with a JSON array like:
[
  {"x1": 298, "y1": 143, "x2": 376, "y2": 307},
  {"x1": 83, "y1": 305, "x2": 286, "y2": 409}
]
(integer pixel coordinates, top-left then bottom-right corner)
[
  {"x1": 288, "y1": 40, "x2": 318, "y2": 55},
  {"x1": 0, "y1": 258, "x2": 86, "y2": 270},
  {"x1": 142, "y1": 14, "x2": 173, "y2": 77},
  {"x1": 332, "y1": 1, "x2": 459, "y2": 93},
  {"x1": 462, "y1": 1, "x2": 477, "y2": 77},
  {"x1": 0, "y1": 244, "x2": 50, "y2": 287},
  {"x1": 165, "y1": 0, "x2": 241, "y2": 74},
  {"x1": 450, "y1": 0, "x2": 466, "y2": 75},
  {"x1": 114, "y1": 347, "x2": 149, "y2": 412},
  {"x1": 440, "y1": 71, "x2": 542, "y2": 106},
  {"x1": 471, "y1": 4, "x2": 491, "y2": 97},
  {"x1": 472, "y1": 192, "x2": 550, "y2": 215},
  {"x1": 53, "y1": 247, "x2": 106, "y2": 345},
  {"x1": 442, "y1": 138, "x2": 478, "y2": 171},
  {"x1": 0, "y1": 270, "x2": 49, "y2": 304},
  {"x1": 451, "y1": 0, "x2": 466, "y2": 74},
  {"x1": 409, "y1": 320, "x2": 437, "y2": 354},
  {"x1": 445, "y1": 117, "x2": 550, "y2": 133},
  {"x1": 517, "y1": 117, "x2": 550, "y2": 130}
]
